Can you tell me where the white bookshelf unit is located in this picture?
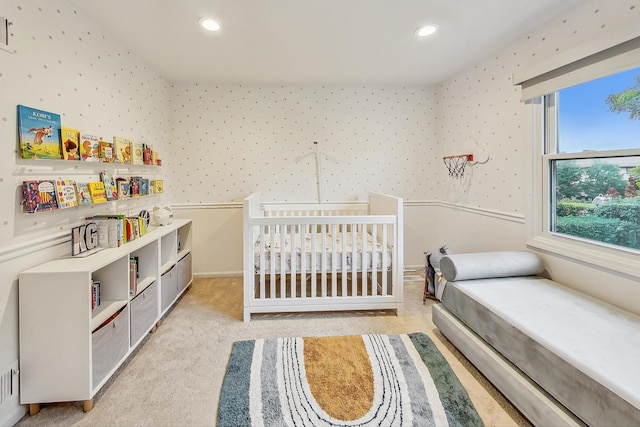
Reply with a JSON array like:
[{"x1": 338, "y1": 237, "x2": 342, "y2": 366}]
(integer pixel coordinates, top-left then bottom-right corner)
[{"x1": 18, "y1": 219, "x2": 193, "y2": 415}]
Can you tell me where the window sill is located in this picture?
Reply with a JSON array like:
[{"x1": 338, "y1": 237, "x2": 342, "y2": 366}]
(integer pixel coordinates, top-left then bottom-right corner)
[{"x1": 527, "y1": 234, "x2": 640, "y2": 281}]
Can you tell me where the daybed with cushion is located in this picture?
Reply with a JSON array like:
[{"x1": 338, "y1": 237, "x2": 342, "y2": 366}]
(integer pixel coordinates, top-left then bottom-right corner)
[{"x1": 432, "y1": 250, "x2": 640, "y2": 426}]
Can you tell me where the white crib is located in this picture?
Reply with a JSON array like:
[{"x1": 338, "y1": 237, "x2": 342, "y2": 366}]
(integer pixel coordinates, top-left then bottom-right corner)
[{"x1": 242, "y1": 192, "x2": 404, "y2": 322}]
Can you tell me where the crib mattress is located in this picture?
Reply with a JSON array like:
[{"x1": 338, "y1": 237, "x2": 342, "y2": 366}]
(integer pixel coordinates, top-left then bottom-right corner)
[
  {"x1": 254, "y1": 232, "x2": 392, "y2": 273},
  {"x1": 441, "y1": 276, "x2": 640, "y2": 426}
]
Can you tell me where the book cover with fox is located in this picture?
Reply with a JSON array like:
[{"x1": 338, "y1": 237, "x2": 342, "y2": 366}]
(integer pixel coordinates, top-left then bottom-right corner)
[{"x1": 17, "y1": 105, "x2": 63, "y2": 160}]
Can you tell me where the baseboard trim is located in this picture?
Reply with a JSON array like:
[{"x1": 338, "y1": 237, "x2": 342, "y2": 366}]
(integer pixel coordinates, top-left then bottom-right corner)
[{"x1": 194, "y1": 271, "x2": 242, "y2": 279}]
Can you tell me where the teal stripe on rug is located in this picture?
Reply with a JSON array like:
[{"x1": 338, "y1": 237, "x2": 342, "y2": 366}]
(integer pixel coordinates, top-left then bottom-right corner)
[
  {"x1": 408, "y1": 332, "x2": 484, "y2": 427},
  {"x1": 216, "y1": 339, "x2": 255, "y2": 427}
]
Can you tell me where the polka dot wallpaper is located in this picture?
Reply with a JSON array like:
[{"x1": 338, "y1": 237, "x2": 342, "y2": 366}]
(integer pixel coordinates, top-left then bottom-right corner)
[
  {"x1": 167, "y1": 84, "x2": 439, "y2": 203},
  {"x1": 1, "y1": 0, "x2": 637, "y2": 249},
  {"x1": 435, "y1": 0, "x2": 639, "y2": 215},
  {"x1": 1, "y1": 0, "x2": 170, "y2": 247}
]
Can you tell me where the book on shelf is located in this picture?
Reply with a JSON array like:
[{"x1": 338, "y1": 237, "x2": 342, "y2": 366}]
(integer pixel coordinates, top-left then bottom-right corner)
[
  {"x1": 152, "y1": 179, "x2": 164, "y2": 194},
  {"x1": 91, "y1": 280, "x2": 101, "y2": 310},
  {"x1": 75, "y1": 182, "x2": 93, "y2": 206},
  {"x1": 88, "y1": 181, "x2": 108, "y2": 204},
  {"x1": 140, "y1": 178, "x2": 149, "y2": 196},
  {"x1": 142, "y1": 143, "x2": 153, "y2": 165},
  {"x1": 60, "y1": 127, "x2": 80, "y2": 161},
  {"x1": 132, "y1": 141, "x2": 144, "y2": 165},
  {"x1": 99, "y1": 138, "x2": 114, "y2": 163},
  {"x1": 129, "y1": 256, "x2": 138, "y2": 296},
  {"x1": 79, "y1": 132, "x2": 101, "y2": 161},
  {"x1": 130, "y1": 176, "x2": 141, "y2": 198},
  {"x1": 91, "y1": 214, "x2": 127, "y2": 245},
  {"x1": 125, "y1": 218, "x2": 136, "y2": 241},
  {"x1": 116, "y1": 178, "x2": 131, "y2": 199},
  {"x1": 55, "y1": 179, "x2": 78, "y2": 209},
  {"x1": 22, "y1": 180, "x2": 59, "y2": 213},
  {"x1": 100, "y1": 171, "x2": 118, "y2": 201},
  {"x1": 113, "y1": 136, "x2": 132, "y2": 164},
  {"x1": 17, "y1": 105, "x2": 63, "y2": 160},
  {"x1": 86, "y1": 217, "x2": 120, "y2": 248}
]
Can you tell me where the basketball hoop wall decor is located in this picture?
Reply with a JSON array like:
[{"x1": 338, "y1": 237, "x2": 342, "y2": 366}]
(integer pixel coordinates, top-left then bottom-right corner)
[{"x1": 443, "y1": 154, "x2": 473, "y2": 179}]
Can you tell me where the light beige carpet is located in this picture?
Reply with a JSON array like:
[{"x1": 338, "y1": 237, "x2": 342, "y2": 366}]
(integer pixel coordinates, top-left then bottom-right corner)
[{"x1": 15, "y1": 277, "x2": 530, "y2": 427}]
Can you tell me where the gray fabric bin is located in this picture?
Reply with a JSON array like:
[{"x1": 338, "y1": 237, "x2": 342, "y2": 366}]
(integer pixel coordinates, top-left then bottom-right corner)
[
  {"x1": 130, "y1": 281, "x2": 158, "y2": 345},
  {"x1": 92, "y1": 307, "x2": 129, "y2": 388}
]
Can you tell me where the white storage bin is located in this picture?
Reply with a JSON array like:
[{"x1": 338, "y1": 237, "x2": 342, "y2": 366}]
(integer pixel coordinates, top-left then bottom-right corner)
[
  {"x1": 92, "y1": 307, "x2": 129, "y2": 388},
  {"x1": 130, "y1": 281, "x2": 158, "y2": 345}
]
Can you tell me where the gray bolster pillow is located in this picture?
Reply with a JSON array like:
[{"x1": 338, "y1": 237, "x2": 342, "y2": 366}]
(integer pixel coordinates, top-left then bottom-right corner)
[{"x1": 440, "y1": 251, "x2": 544, "y2": 282}]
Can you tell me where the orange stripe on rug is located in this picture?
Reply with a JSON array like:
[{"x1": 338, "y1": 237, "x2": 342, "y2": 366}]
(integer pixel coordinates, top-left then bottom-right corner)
[{"x1": 303, "y1": 335, "x2": 374, "y2": 421}]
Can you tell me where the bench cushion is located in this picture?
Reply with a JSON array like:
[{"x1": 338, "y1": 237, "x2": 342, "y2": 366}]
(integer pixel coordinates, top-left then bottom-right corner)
[{"x1": 441, "y1": 276, "x2": 640, "y2": 426}]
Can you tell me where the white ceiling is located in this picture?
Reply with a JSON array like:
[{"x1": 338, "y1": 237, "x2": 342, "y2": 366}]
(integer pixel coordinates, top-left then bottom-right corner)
[{"x1": 67, "y1": 0, "x2": 581, "y2": 86}]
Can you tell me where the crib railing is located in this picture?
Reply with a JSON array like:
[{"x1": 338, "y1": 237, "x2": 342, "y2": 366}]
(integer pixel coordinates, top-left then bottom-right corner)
[
  {"x1": 243, "y1": 192, "x2": 403, "y2": 321},
  {"x1": 254, "y1": 216, "x2": 396, "y2": 301}
]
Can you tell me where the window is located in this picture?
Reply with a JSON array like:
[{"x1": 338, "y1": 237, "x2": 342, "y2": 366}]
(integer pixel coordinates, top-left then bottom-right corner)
[
  {"x1": 544, "y1": 67, "x2": 640, "y2": 251},
  {"x1": 515, "y1": 30, "x2": 640, "y2": 277}
]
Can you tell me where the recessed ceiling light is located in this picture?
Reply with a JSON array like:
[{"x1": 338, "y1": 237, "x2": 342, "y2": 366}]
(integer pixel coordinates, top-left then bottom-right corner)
[
  {"x1": 416, "y1": 24, "x2": 438, "y2": 37},
  {"x1": 199, "y1": 17, "x2": 221, "y2": 32}
]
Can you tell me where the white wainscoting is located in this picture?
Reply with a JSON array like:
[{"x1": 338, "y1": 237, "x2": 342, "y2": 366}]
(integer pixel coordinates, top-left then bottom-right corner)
[{"x1": 172, "y1": 201, "x2": 527, "y2": 276}]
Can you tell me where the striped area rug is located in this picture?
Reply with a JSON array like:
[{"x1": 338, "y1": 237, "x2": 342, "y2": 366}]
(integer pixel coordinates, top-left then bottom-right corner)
[{"x1": 217, "y1": 332, "x2": 483, "y2": 427}]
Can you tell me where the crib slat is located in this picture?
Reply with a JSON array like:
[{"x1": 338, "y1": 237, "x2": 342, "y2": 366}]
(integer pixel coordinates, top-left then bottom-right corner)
[
  {"x1": 270, "y1": 228, "x2": 276, "y2": 299},
  {"x1": 260, "y1": 226, "x2": 266, "y2": 299},
  {"x1": 341, "y1": 223, "x2": 348, "y2": 296},
  {"x1": 280, "y1": 228, "x2": 286, "y2": 299},
  {"x1": 382, "y1": 224, "x2": 388, "y2": 296},
  {"x1": 321, "y1": 225, "x2": 327, "y2": 298},
  {"x1": 351, "y1": 225, "x2": 357, "y2": 296},
  {"x1": 331, "y1": 224, "x2": 337, "y2": 297},
  {"x1": 290, "y1": 225, "x2": 296, "y2": 298},
  {"x1": 361, "y1": 224, "x2": 367, "y2": 295},
  {"x1": 300, "y1": 226, "x2": 306, "y2": 298},
  {"x1": 372, "y1": 225, "x2": 377, "y2": 296},
  {"x1": 311, "y1": 227, "x2": 317, "y2": 298}
]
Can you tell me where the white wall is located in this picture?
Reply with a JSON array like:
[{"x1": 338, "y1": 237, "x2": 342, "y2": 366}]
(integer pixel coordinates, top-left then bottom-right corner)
[
  {"x1": 167, "y1": 83, "x2": 439, "y2": 203},
  {"x1": 0, "y1": 1, "x2": 170, "y2": 423}
]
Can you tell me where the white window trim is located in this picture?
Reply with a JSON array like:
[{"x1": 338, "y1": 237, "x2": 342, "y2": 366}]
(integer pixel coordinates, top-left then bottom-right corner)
[{"x1": 527, "y1": 98, "x2": 640, "y2": 281}]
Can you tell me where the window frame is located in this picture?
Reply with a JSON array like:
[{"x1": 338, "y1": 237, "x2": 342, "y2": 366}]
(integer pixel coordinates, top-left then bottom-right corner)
[{"x1": 527, "y1": 92, "x2": 640, "y2": 280}]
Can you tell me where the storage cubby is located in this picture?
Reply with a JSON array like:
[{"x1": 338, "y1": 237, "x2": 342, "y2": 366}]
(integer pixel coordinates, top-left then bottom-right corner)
[
  {"x1": 19, "y1": 219, "x2": 192, "y2": 414},
  {"x1": 177, "y1": 221, "x2": 192, "y2": 260},
  {"x1": 160, "y1": 230, "x2": 177, "y2": 274},
  {"x1": 91, "y1": 255, "x2": 129, "y2": 331},
  {"x1": 130, "y1": 239, "x2": 159, "y2": 296}
]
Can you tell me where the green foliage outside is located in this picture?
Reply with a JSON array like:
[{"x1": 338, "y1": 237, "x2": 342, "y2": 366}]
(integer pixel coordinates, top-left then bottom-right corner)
[
  {"x1": 556, "y1": 201, "x2": 595, "y2": 217},
  {"x1": 555, "y1": 160, "x2": 626, "y2": 201},
  {"x1": 606, "y1": 74, "x2": 640, "y2": 120},
  {"x1": 556, "y1": 216, "x2": 639, "y2": 249},
  {"x1": 556, "y1": 183, "x2": 640, "y2": 250},
  {"x1": 554, "y1": 72, "x2": 640, "y2": 249},
  {"x1": 594, "y1": 198, "x2": 640, "y2": 226}
]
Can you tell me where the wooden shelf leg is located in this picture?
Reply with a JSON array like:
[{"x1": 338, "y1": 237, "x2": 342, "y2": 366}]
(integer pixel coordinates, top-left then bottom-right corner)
[
  {"x1": 29, "y1": 403, "x2": 41, "y2": 416},
  {"x1": 156, "y1": 320, "x2": 162, "y2": 328},
  {"x1": 150, "y1": 324, "x2": 157, "y2": 333},
  {"x1": 83, "y1": 399, "x2": 94, "y2": 413}
]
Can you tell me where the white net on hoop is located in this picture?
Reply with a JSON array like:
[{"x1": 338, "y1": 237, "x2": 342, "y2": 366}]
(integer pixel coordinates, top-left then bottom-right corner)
[{"x1": 443, "y1": 155, "x2": 469, "y2": 179}]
